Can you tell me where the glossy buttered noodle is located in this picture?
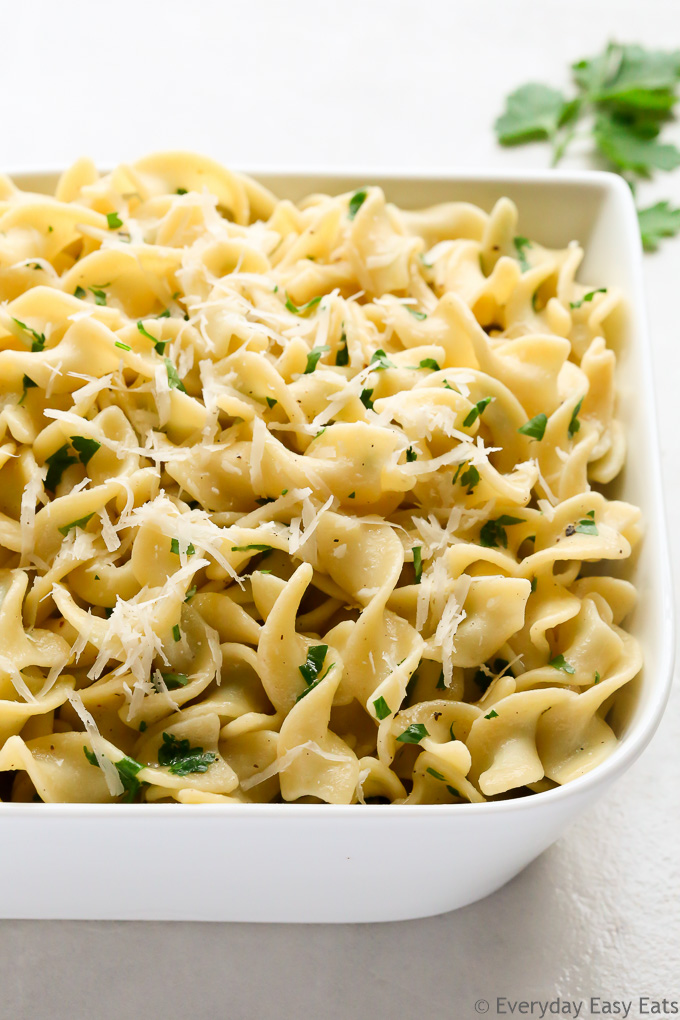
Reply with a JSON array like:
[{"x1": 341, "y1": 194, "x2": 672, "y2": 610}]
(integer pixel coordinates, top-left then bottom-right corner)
[{"x1": 0, "y1": 153, "x2": 641, "y2": 805}]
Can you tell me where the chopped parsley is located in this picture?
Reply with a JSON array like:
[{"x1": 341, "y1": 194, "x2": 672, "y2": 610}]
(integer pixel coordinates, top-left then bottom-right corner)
[
  {"x1": 90, "y1": 287, "x2": 108, "y2": 306},
  {"x1": 463, "y1": 396, "x2": 492, "y2": 428},
  {"x1": 373, "y1": 696, "x2": 391, "y2": 720},
  {"x1": 70, "y1": 435, "x2": 101, "y2": 466},
  {"x1": 12, "y1": 317, "x2": 46, "y2": 352},
  {"x1": 485, "y1": 709, "x2": 499, "y2": 720},
  {"x1": 58, "y1": 513, "x2": 94, "y2": 537},
  {"x1": 406, "y1": 306, "x2": 427, "y2": 320},
  {"x1": 348, "y1": 491, "x2": 356, "y2": 498},
  {"x1": 412, "y1": 546, "x2": 423, "y2": 584},
  {"x1": 436, "y1": 669, "x2": 446, "y2": 690},
  {"x1": 304, "y1": 344, "x2": 330, "y2": 374},
  {"x1": 530, "y1": 577, "x2": 537, "y2": 593},
  {"x1": 157, "y1": 732, "x2": 216, "y2": 775},
  {"x1": 568, "y1": 397, "x2": 583, "y2": 439},
  {"x1": 83, "y1": 747, "x2": 145, "y2": 802},
  {"x1": 335, "y1": 331, "x2": 349, "y2": 366},
  {"x1": 106, "y1": 211, "x2": 123, "y2": 229},
  {"x1": 513, "y1": 236, "x2": 532, "y2": 272},
  {"x1": 396, "y1": 723, "x2": 429, "y2": 744},
  {"x1": 74, "y1": 285, "x2": 86, "y2": 299},
  {"x1": 447, "y1": 785, "x2": 461, "y2": 798},
  {"x1": 406, "y1": 447, "x2": 417, "y2": 462},
  {"x1": 594, "y1": 671, "x2": 601, "y2": 684},
  {"x1": 115, "y1": 341, "x2": 131, "y2": 351},
  {"x1": 460, "y1": 464, "x2": 480, "y2": 493},
  {"x1": 172, "y1": 624, "x2": 181, "y2": 642},
  {"x1": 348, "y1": 189, "x2": 367, "y2": 219},
  {"x1": 574, "y1": 509, "x2": 598, "y2": 535},
  {"x1": 360, "y1": 388, "x2": 374, "y2": 410},
  {"x1": 170, "y1": 538, "x2": 195, "y2": 555},
  {"x1": 176, "y1": 187, "x2": 188, "y2": 195},
  {"x1": 184, "y1": 585, "x2": 197, "y2": 602},
  {"x1": 138, "y1": 320, "x2": 167, "y2": 354},
  {"x1": 18, "y1": 374, "x2": 37, "y2": 405},
  {"x1": 569, "y1": 288, "x2": 607, "y2": 309},
  {"x1": 296, "y1": 644, "x2": 333, "y2": 701},
  {"x1": 231, "y1": 543, "x2": 273, "y2": 555},
  {"x1": 549, "y1": 653, "x2": 575, "y2": 674},
  {"x1": 139, "y1": 721, "x2": 147, "y2": 732},
  {"x1": 479, "y1": 515, "x2": 524, "y2": 549},
  {"x1": 285, "y1": 294, "x2": 322, "y2": 315},
  {"x1": 160, "y1": 671, "x2": 190, "y2": 689},
  {"x1": 426, "y1": 767, "x2": 445, "y2": 781},
  {"x1": 165, "y1": 358, "x2": 186, "y2": 392},
  {"x1": 518, "y1": 412, "x2": 548, "y2": 440},
  {"x1": 266, "y1": 397, "x2": 277, "y2": 408},
  {"x1": 369, "y1": 348, "x2": 396, "y2": 370},
  {"x1": 45, "y1": 444, "x2": 78, "y2": 491},
  {"x1": 413, "y1": 358, "x2": 441, "y2": 371}
]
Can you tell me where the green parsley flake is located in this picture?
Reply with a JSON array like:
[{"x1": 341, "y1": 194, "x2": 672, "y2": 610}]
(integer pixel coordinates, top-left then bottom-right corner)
[
  {"x1": 479, "y1": 515, "x2": 524, "y2": 549},
  {"x1": 115, "y1": 341, "x2": 131, "y2": 351},
  {"x1": 18, "y1": 375, "x2": 37, "y2": 405},
  {"x1": 184, "y1": 586, "x2": 197, "y2": 602},
  {"x1": 266, "y1": 397, "x2": 277, "y2": 408},
  {"x1": 568, "y1": 397, "x2": 583, "y2": 439},
  {"x1": 231, "y1": 543, "x2": 273, "y2": 555},
  {"x1": 463, "y1": 396, "x2": 492, "y2": 428},
  {"x1": 285, "y1": 294, "x2": 322, "y2": 316},
  {"x1": 426, "y1": 767, "x2": 445, "y2": 781},
  {"x1": 335, "y1": 332, "x2": 349, "y2": 366},
  {"x1": 412, "y1": 546, "x2": 423, "y2": 584},
  {"x1": 296, "y1": 645, "x2": 334, "y2": 701},
  {"x1": 70, "y1": 436, "x2": 101, "y2": 466},
  {"x1": 485, "y1": 709, "x2": 499, "y2": 720},
  {"x1": 415, "y1": 358, "x2": 441, "y2": 370},
  {"x1": 360, "y1": 388, "x2": 374, "y2": 410},
  {"x1": 164, "y1": 358, "x2": 186, "y2": 392},
  {"x1": 406, "y1": 306, "x2": 427, "y2": 320},
  {"x1": 406, "y1": 447, "x2": 417, "y2": 462},
  {"x1": 138, "y1": 320, "x2": 167, "y2": 354},
  {"x1": 460, "y1": 464, "x2": 480, "y2": 493},
  {"x1": 170, "y1": 538, "x2": 195, "y2": 556},
  {"x1": 172, "y1": 624, "x2": 181, "y2": 642},
  {"x1": 12, "y1": 317, "x2": 46, "y2": 352},
  {"x1": 513, "y1": 236, "x2": 533, "y2": 272},
  {"x1": 594, "y1": 670, "x2": 601, "y2": 684},
  {"x1": 348, "y1": 189, "x2": 367, "y2": 220},
  {"x1": 574, "y1": 509, "x2": 598, "y2": 535},
  {"x1": 45, "y1": 444, "x2": 78, "y2": 491},
  {"x1": 396, "y1": 723, "x2": 429, "y2": 744},
  {"x1": 160, "y1": 671, "x2": 190, "y2": 689},
  {"x1": 106, "y1": 211, "x2": 123, "y2": 229},
  {"x1": 369, "y1": 348, "x2": 396, "y2": 370},
  {"x1": 518, "y1": 412, "x2": 548, "y2": 440},
  {"x1": 83, "y1": 747, "x2": 145, "y2": 802},
  {"x1": 157, "y1": 732, "x2": 216, "y2": 775},
  {"x1": 549, "y1": 653, "x2": 575, "y2": 674},
  {"x1": 74, "y1": 286, "x2": 86, "y2": 299},
  {"x1": 570, "y1": 288, "x2": 607, "y2": 310},
  {"x1": 373, "y1": 696, "x2": 391, "y2": 720},
  {"x1": 58, "y1": 513, "x2": 94, "y2": 537},
  {"x1": 90, "y1": 288, "x2": 108, "y2": 306},
  {"x1": 304, "y1": 344, "x2": 330, "y2": 374}
]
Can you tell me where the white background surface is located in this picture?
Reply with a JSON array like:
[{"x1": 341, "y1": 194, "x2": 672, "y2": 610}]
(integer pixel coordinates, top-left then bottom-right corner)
[{"x1": 1, "y1": 1, "x2": 679, "y2": 1017}]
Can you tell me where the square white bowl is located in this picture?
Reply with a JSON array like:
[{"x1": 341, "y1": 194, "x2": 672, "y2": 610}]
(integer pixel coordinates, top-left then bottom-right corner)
[{"x1": 0, "y1": 167, "x2": 673, "y2": 923}]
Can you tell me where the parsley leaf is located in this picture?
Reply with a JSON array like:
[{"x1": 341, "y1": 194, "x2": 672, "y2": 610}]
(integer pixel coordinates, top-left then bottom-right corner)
[
  {"x1": 160, "y1": 671, "x2": 190, "y2": 689},
  {"x1": 285, "y1": 294, "x2": 322, "y2": 315},
  {"x1": 170, "y1": 538, "x2": 195, "y2": 556},
  {"x1": 83, "y1": 747, "x2": 145, "y2": 802},
  {"x1": 70, "y1": 436, "x2": 100, "y2": 465},
  {"x1": 549, "y1": 653, "x2": 576, "y2": 674},
  {"x1": 569, "y1": 288, "x2": 607, "y2": 310},
  {"x1": 414, "y1": 358, "x2": 441, "y2": 371},
  {"x1": 406, "y1": 447, "x2": 417, "y2": 462},
  {"x1": 460, "y1": 464, "x2": 480, "y2": 493},
  {"x1": 90, "y1": 287, "x2": 108, "y2": 306},
  {"x1": 106, "y1": 211, "x2": 123, "y2": 229},
  {"x1": 138, "y1": 320, "x2": 167, "y2": 354},
  {"x1": 18, "y1": 375, "x2": 37, "y2": 405},
  {"x1": 231, "y1": 543, "x2": 273, "y2": 554},
  {"x1": 568, "y1": 397, "x2": 583, "y2": 439},
  {"x1": 12, "y1": 317, "x2": 46, "y2": 352},
  {"x1": 335, "y1": 331, "x2": 349, "y2": 366},
  {"x1": 373, "y1": 696, "x2": 391, "y2": 720},
  {"x1": 594, "y1": 112, "x2": 680, "y2": 174},
  {"x1": 574, "y1": 509, "x2": 598, "y2": 535},
  {"x1": 172, "y1": 624, "x2": 181, "y2": 642},
  {"x1": 484, "y1": 709, "x2": 499, "y2": 720},
  {"x1": 164, "y1": 358, "x2": 186, "y2": 392},
  {"x1": 513, "y1": 236, "x2": 533, "y2": 272},
  {"x1": 518, "y1": 412, "x2": 548, "y2": 440},
  {"x1": 157, "y1": 732, "x2": 216, "y2": 775},
  {"x1": 176, "y1": 187, "x2": 188, "y2": 195},
  {"x1": 265, "y1": 397, "x2": 277, "y2": 408},
  {"x1": 369, "y1": 348, "x2": 396, "y2": 371},
  {"x1": 426, "y1": 767, "x2": 445, "y2": 781},
  {"x1": 45, "y1": 444, "x2": 78, "y2": 491},
  {"x1": 463, "y1": 396, "x2": 492, "y2": 428},
  {"x1": 74, "y1": 285, "x2": 86, "y2": 300},
  {"x1": 479, "y1": 515, "x2": 524, "y2": 549},
  {"x1": 638, "y1": 201, "x2": 680, "y2": 250},
  {"x1": 58, "y1": 513, "x2": 94, "y2": 537},
  {"x1": 412, "y1": 545, "x2": 423, "y2": 584},
  {"x1": 406, "y1": 306, "x2": 427, "y2": 320},
  {"x1": 360, "y1": 388, "x2": 374, "y2": 410},
  {"x1": 495, "y1": 83, "x2": 569, "y2": 144},
  {"x1": 396, "y1": 723, "x2": 429, "y2": 744},
  {"x1": 348, "y1": 189, "x2": 367, "y2": 219},
  {"x1": 298, "y1": 644, "x2": 328, "y2": 686},
  {"x1": 304, "y1": 345, "x2": 330, "y2": 374}
]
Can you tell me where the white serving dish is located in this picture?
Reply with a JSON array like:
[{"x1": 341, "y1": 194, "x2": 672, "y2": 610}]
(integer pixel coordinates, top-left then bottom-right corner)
[{"x1": 0, "y1": 167, "x2": 673, "y2": 923}]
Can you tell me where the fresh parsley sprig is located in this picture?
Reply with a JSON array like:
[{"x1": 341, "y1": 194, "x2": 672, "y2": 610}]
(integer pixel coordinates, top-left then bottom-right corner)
[{"x1": 494, "y1": 42, "x2": 680, "y2": 249}]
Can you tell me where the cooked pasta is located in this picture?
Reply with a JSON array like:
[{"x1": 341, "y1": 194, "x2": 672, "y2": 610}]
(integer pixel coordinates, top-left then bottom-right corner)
[{"x1": 0, "y1": 152, "x2": 641, "y2": 804}]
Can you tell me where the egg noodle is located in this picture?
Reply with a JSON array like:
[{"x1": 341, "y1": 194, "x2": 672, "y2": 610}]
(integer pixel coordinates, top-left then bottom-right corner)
[{"x1": 0, "y1": 153, "x2": 641, "y2": 804}]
